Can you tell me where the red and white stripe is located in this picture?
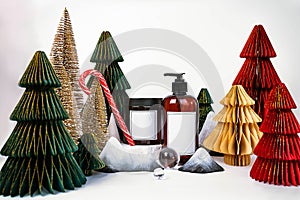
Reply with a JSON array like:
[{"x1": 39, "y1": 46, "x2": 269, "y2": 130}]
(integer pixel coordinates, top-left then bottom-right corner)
[{"x1": 79, "y1": 69, "x2": 135, "y2": 146}]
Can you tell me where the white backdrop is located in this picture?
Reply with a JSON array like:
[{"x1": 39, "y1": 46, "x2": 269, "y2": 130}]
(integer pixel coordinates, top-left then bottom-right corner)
[{"x1": 1, "y1": 0, "x2": 300, "y2": 147}]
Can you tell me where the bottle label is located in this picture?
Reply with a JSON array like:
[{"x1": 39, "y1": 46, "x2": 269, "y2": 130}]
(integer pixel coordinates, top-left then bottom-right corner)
[
  {"x1": 130, "y1": 110, "x2": 157, "y2": 140},
  {"x1": 167, "y1": 112, "x2": 196, "y2": 155}
]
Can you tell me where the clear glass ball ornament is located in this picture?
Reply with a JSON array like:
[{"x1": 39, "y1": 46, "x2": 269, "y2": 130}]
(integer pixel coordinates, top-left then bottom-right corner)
[{"x1": 158, "y1": 147, "x2": 179, "y2": 169}]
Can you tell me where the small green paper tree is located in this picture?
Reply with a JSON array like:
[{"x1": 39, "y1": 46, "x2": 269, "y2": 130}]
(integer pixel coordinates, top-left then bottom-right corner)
[
  {"x1": 0, "y1": 51, "x2": 86, "y2": 197},
  {"x1": 197, "y1": 88, "x2": 214, "y2": 132},
  {"x1": 73, "y1": 133, "x2": 106, "y2": 176}
]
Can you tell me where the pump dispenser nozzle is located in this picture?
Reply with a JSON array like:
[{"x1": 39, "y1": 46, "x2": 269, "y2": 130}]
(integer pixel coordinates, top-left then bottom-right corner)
[{"x1": 164, "y1": 73, "x2": 187, "y2": 95}]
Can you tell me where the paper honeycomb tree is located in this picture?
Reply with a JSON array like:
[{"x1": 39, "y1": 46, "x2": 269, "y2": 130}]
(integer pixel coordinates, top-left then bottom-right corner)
[
  {"x1": 197, "y1": 88, "x2": 214, "y2": 132},
  {"x1": 203, "y1": 85, "x2": 263, "y2": 166},
  {"x1": 233, "y1": 24, "x2": 281, "y2": 120},
  {"x1": 250, "y1": 83, "x2": 300, "y2": 186},
  {"x1": 0, "y1": 51, "x2": 86, "y2": 197},
  {"x1": 84, "y1": 31, "x2": 131, "y2": 143},
  {"x1": 50, "y1": 8, "x2": 84, "y2": 143},
  {"x1": 73, "y1": 133, "x2": 106, "y2": 176}
]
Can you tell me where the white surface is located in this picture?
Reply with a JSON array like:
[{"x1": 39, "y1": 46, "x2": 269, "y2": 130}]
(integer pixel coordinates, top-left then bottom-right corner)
[{"x1": 0, "y1": 155, "x2": 299, "y2": 200}]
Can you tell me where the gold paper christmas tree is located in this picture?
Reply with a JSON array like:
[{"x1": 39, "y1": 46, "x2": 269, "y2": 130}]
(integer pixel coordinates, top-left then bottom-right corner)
[
  {"x1": 203, "y1": 85, "x2": 263, "y2": 166},
  {"x1": 50, "y1": 8, "x2": 84, "y2": 143}
]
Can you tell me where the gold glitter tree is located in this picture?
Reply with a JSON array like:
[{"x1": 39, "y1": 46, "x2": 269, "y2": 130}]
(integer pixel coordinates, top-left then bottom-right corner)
[
  {"x1": 51, "y1": 49, "x2": 79, "y2": 143},
  {"x1": 81, "y1": 79, "x2": 109, "y2": 151},
  {"x1": 50, "y1": 8, "x2": 84, "y2": 143}
]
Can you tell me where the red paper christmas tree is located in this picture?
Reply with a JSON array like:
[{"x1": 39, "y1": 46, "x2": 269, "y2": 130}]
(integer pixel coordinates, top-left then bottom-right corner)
[
  {"x1": 250, "y1": 83, "x2": 300, "y2": 186},
  {"x1": 233, "y1": 24, "x2": 281, "y2": 120}
]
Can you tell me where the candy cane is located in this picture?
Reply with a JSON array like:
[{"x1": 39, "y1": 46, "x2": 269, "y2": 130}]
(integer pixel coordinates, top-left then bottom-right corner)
[{"x1": 79, "y1": 69, "x2": 135, "y2": 146}]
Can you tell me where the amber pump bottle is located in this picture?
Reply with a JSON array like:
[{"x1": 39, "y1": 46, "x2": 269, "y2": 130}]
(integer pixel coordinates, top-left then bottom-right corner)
[{"x1": 162, "y1": 73, "x2": 199, "y2": 164}]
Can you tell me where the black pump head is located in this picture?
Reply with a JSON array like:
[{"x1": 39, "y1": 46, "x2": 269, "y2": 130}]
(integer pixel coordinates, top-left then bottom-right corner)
[{"x1": 164, "y1": 73, "x2": 187, "y2": 94}]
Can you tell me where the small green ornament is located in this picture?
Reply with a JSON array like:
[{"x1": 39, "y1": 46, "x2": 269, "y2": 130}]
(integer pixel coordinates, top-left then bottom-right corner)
[{"x1": 197, "y1": 88, "x2": 214, "y2": 132}]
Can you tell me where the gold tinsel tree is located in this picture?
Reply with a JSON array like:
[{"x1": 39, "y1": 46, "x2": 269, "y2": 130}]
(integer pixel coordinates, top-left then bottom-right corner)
[
  {"x1": 50, "y1": 8, "x2": 84, "y2": 143},
  {"x1": 203, "y1": 85, "x2": 263, "y2": 166},
  {"x1": 81, "y1": 79, "x2": 109, "y2": 151},
  {"x1": 50, "y1": 49, "x2": 79, "y2": 143}
]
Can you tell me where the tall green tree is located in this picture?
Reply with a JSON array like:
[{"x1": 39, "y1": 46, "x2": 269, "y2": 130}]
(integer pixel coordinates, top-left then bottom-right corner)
[
  {"x1": 0, "y1": 51, "x2": 86, "y2": 197},
  {"x1": 84, "y1": 31, "x2": 131, "y2": 143}
]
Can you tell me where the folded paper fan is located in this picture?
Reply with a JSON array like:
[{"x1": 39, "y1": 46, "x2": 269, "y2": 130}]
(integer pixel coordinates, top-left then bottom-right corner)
[
  {"x1": 260, "y1": 110, "x2": 300, "y2": 134},
  {"x1": 90, "y1": 31, "x2": 123, "y2": 63},
  {"x1": 240, "y1": 25, "x2": 276, "y2": 58},
  {"x1": 265, "y1": 83, "x2": 297, "y2": 110},
  {"x1": 220, "y1": 85, "x2": 255, "y2": 106},
  {"x1": 233, "y1": 24, "x2": 281, "y2": 121},
  {"x1": 254, "y1": 133, "x2": 300, "y2": 160},
  {"x1": 203, "y1": 123, "x2": 224, "y2": 151},
  {"x1": 250, "y1": 82, "x2": 300, "y2": 186},
  {"x1": 203, "y1": 85, "x2": 262, "y2": 166},
  {"x1": 233, "y1": 58, "x2": 281, "y2": 90},
  {"x1": 250, "y1": 158, "x2": 300, "y2": 186}
]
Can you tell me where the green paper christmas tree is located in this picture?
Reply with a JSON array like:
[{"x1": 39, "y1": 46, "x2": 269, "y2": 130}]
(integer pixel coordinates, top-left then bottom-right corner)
[
  {"x1": 197, "y1": 88, "x2": 214, "y2": 132},
  {"x1": 73, "y1": 133, "x2": 106, "y2": 176},
  {"x1": 86, "y1": 31, "x2": 131, "y2": 143},
  {"x1": 0, "y1": 51, "x2": 86, "y2": 197}
]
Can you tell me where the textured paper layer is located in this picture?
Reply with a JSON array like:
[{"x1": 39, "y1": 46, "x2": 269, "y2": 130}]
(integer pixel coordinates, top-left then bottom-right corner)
[
  {"x1": 203, "y1": 85, "x2": 262, "y2": 166},
  {"x1": 233, "y1": 24, "x2": 281, "y2": 120},
  {"x1": 0, "y1": 51, "x2": 86, "y2": 197},
  {"x1": 250, "y1": 83, "x2": 300, "y2": 186}
]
